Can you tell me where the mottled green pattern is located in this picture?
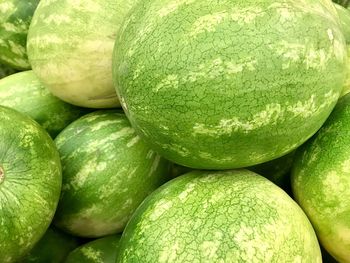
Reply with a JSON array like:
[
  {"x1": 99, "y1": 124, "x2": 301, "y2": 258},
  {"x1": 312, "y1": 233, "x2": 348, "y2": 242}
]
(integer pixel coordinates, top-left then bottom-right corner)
[
  {"x1": 0, "y1": 0, "x2": 39, "y2": 69},
  {"x1": 292, "y1": 94, "x2": 350, "y2": 263},
  {"x1": 0, "y1": 106, "x2": 62, "y2": 263},
  {"x1": 65, "y1": 235, "x2": 120, "y2": 263},
  {"x1": 117, "y1": 170, "x2": 321, "y2": 263},
  {"x1": 113, "y1": 0, "x2": 347, "y2": 169},
  {"x1": 19, "y1": 227, "x2": 80, "y2": 263},
  {"x1": 0, "y1": 63, "x2": 16, "y2": 79},
  {"x1": 54, "y1": 111, "x2": 170, "y2": 237},
  {"x1": 27, "y1": 0, "x2": 138, "y2": 108},
  {"x1": 0, "y1": 71, "x2": 88, "y2": 137},
  {"x1": 336, "y1": 3, "x2": 350, "y2": 96}
]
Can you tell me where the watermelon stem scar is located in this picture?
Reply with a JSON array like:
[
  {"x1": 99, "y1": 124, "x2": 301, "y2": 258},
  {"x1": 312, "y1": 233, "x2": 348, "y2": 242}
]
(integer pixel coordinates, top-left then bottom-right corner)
[{"x1": 0, "y1": 166, "x2": 4, "y2": 184}]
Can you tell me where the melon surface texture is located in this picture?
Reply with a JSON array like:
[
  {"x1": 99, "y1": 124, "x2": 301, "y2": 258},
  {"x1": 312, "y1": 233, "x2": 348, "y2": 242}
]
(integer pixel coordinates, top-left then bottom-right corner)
[
  {"x1": 27, "y1": 0, "x2": 137, "y2": 108},
  {"x1": 0, "y1": 0, "x2": 39, "y2": 69},
  {"x1": 113, "y1": 0, "x2": 347, "y2": 169},
  {"x1": 292, "y1": 93, "x2": 350, "y2": 263},
  {"x1": 117, "y1": 170, "x2": 322, "y2": 263},
  {"x1": 54, "y1": 111, "x2": 170, "y2": 237},
  {"x1": 0, "y1": 106, "x2": 62, "y2": 263}
]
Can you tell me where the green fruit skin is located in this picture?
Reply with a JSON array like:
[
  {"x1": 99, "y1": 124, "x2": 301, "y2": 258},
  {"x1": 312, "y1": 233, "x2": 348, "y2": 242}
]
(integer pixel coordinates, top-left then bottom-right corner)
[
  {"x1": 0, "y1": 63, "x2": 16, "y2": 79},
  {"x1": 18, "y1": 227, "x2": 80, "y2": 263},
  {"x1": 0, "y1": 0, "x2": 39, "y2": 69},
  {"x1": 64, "y1": 235, "x2": 121, "y2": 263},
  {"x1": 54, "y1": 110, "x2": 170, "y2": 238},
  {"x1": 292, "y1": 93, "x2": 350, "y2": 263},
  {"x1": 0, "y1": 71, "x2": 88, "y2": 138},
  {"x1": 113, "y1": 0, "x2": 347, "y2": 169},
  {"x1": 335, "y1": 3, "x2": 350, "y2": 96},
  {"x1": 0, "y1": 106, "x2": 62, "y2": 263},
  {"x1": 27, "y1": 0, "x2": 138, "y2": 108},
  {"x1": 117, "y1": 170, "x2": 322, "y2": 263}
]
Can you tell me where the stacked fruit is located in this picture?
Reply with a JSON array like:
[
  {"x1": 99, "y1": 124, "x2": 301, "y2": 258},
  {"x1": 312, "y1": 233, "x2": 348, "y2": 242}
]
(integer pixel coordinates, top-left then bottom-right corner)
[{"x1": 0, "y1": 0, "x2": 349, "y2": 262}]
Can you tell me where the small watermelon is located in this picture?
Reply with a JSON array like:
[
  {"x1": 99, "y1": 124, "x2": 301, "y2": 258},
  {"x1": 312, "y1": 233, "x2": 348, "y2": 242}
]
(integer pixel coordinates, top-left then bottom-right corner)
[
  {"x1": 0, "y1": 71, "x2": 88, "y2": 137},
  {"x1": 292, "y1": 93, "x2": 350, "y2": 262},
  {"x1": 64, "y1": 235, "x2": 121, "y2": 263},
  {"x1": 27, "y1": 0, "x2": 138, "y2": 108},
  {"x1": 0, "y1": 106, "x2": 62, "y2": 263},
  {"x1": 117, "y1": 170, "x2": 321, "y2": 262},
  {"x1": 113, "y1": 0, "x2": 347, "y2": 169},
  {"x1": 0, "y1": 0, "x2": 39, "y2": 69},
  {"x1": 54, "y1": 111, "x2": 170, "y2": 238}
]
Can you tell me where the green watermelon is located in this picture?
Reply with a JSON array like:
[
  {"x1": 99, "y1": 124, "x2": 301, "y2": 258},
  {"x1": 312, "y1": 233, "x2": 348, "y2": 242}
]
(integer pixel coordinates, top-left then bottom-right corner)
[
  {"x1": 0, "y1": 0, "x2": 39, "y2": 69},
  {"x1": 19, "y1": 227, "x2": 80, "y2": 263},
  {"x1": 113, "y1": 0, "x2": 347, "y2": 169},
  {"x1": 0, "y1": 71, "x2": 88, "y2": 137},
  {"x1": 335, "y1": 3, "x2": 350, "y2": 96},
  {"x1": 54, "y1": 111, "x2": 170, "y2": 238},
  {"x1": 0, "y1": 106, "x2": 62, "y2": 263},
  {"x1": 292, "y1": 93, "x2": 350, "y2": 262},
  {"x1": 0, "y1": 63, "x2": 16, "y2": 79},
  {"x1": 65, "y1": 235, "x2": 120, "y2": 263},
  {"x1": 27, "y1": 0, "x2": 138, "y2": 108},
  {"x1": 116, "y1": 170, "x2": 321, "y2": 262}
]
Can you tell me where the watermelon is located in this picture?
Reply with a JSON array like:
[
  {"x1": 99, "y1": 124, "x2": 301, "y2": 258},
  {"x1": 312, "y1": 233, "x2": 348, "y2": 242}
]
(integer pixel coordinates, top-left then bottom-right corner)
[
  {"x1": 27, "y1": 0, "x2": 138, "y2": 108},
  {"x1": 0, "y1": 63, "x2": 16, "y2": 79},
  {"x1": 116, "y1": 170, "x2": 321, "y2": 262},
  {"x1": 19, "y1": 227, "x2": 80, "y2": 263},
  {"x1": 113, "y1": 0, "x2": 347, "y2": 169},
  {"x1": 0, "y1": 0, "x2": 39, "y2": 69},
  {"x1": 291, "y1": 93, "x2": 350, "y2": 262},
  {"x1": 335, "y1": 3, "x2": 350, "y2": 96},
  {"x1": 54, "y1": 111, "x2": 170, "y2": 238},
  {"x1": 0, "y1": 106, "x2": 62, "y2": 263},
  {"x1": 65, "y1": 235, "x2": 120, "y2": 263},
  {"x1": 0, "y1": 71, "x2": 88, "y2": 138}
]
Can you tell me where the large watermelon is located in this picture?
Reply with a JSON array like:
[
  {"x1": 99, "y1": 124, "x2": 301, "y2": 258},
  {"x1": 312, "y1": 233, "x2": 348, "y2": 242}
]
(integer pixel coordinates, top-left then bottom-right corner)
[
  {"x1": 54, "y1": 111, "x2": 170, "y2": 238},
  {"x1": 0, "y1": 0, "x2": 39, "y2": 69},
  {"x1": 0, "y1": 106, "x2": 62, "y2": 262},
  {"x1": 19, "y1": 227, "x2": 80, "y2": 263},
  {"x1": 0, "y1": 71, "x2": 88, "y2": 137},
  {"x1": 65, "y1": 235, "x2": 120, "y2": 263},
  {"x1": 27, "y1": 0, "x2": 138, "y2": 108},
  {"x1": 116, "y1": 170, "x2": 321, "y2": 262},
  {"x1": 113, "y1": 0, "x2": 347, "y2": 169},
  {"x1": 292, "y1": 93, "x2": 350, "y2": 262}
]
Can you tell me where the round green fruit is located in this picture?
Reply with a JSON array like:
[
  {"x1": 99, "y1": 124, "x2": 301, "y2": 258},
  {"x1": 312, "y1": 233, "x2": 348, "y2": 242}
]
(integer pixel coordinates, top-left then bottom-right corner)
[
  {"x1": 292, "y1": 93, "x2": 350, "y2": 263},
  {"x1": 0, "y1": 106, "x2": 62, "y2": 263},
  {"x1": 54, "y1": 111, "x2": 170, "y2": 238},
  {"x1": 0, "y1": 0, "x2": 39, "y2": 69},
  {"x1": 117, "y1": 170, "x2": 321, "y2": 263},
  {"x1": 65, "y1": 235, "x2": 120, "y2": 263},
  {"x1": 19, "y1": 227, "x2": 80, "y2": 263},
  {"x1": 113, "y1": 0, "x2": 347, "y2": 169},
  {"x1": 27, "y1": 0, "x2": 137, "y2": 108},
  {"x1": 0, "y1": 71, "x2": 88, "y2": 137}
]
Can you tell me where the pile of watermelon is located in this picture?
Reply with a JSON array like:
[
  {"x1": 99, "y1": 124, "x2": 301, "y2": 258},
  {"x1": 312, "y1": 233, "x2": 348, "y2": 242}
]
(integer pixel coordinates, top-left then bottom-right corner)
[{"x1": 1, "y1": 0, "x2": 350, "y2": 262}]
